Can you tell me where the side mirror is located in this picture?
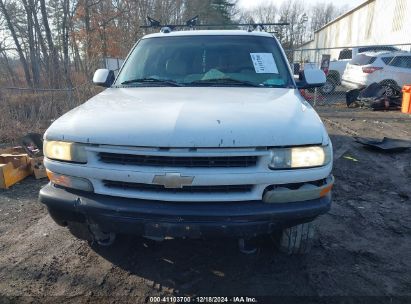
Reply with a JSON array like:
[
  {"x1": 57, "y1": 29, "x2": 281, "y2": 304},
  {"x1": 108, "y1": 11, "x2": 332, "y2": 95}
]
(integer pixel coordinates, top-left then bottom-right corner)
[
  {"x1": 93, "y1": 69, "x2": 115, "y2": 87},
  {"x1": 296, "y1": 69, "x2": 326, "y2": 89}
]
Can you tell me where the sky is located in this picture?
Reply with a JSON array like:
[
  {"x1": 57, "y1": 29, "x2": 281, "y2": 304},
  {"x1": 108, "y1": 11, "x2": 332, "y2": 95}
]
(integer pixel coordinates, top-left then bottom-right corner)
[{"x1": 238, "y1": 0, "x2": 366, "y2": 10}]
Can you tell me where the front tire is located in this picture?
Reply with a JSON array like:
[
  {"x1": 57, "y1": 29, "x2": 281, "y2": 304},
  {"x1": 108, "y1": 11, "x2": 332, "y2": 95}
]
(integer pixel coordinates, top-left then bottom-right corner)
[
  {"x1": 67, "y1": 222, "x2": 92, "y2": 241},
  {"x1": 320, "y1": 79, "x2": 336, "y2": 95},
  {"x1": 278, "y1": 222, "x2": 314, "y2": 255}
]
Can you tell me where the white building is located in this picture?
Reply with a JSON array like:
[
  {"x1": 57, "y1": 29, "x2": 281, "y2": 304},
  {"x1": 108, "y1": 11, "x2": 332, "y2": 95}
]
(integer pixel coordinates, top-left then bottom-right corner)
[{"x1": 300, "y1": 0, "x2": 411, "y2": 58}]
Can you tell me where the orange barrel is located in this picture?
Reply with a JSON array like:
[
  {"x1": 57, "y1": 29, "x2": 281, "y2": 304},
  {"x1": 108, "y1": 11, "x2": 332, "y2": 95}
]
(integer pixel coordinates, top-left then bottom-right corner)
[{"x1": 402, "y1": 85, "x2": 411, "y2": 113}]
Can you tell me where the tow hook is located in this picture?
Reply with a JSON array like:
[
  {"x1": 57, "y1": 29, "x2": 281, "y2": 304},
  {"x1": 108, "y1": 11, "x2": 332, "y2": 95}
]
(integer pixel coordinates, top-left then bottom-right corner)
[
  {"x1": 88, "y1": 223, "x2": 116, "y2": 246},
  {"x1": 238, "y1": 238, "x2": 258, "y2": 254}
]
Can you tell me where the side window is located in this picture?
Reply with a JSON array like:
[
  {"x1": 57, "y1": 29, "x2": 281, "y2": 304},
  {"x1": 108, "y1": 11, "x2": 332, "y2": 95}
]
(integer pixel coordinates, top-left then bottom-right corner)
[
  {"x1": 369, "y1": 57, "x2": 377, "y2": 64},
  {"x1": 382, "y1": 57, "x2": 394, "y2": 64},
  {"x1": 339, "y1": 49, "x2": 352, "y2": 60},
  {"x1": 389, "y1": 56, "x2": 411, "y2": 69},
  {"x1": 389, "y1": 57, "x2": 400, "y2": 67}
]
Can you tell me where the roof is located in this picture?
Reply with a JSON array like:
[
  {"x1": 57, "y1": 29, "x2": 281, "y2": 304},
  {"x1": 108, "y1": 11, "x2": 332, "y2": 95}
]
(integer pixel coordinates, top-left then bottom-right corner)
[
  {"x1": 360, "y1": 50, "x2": 411, "y2": 57},
  {"x1": 143, "y1": 30, "x2": 274, "y2": 39}
]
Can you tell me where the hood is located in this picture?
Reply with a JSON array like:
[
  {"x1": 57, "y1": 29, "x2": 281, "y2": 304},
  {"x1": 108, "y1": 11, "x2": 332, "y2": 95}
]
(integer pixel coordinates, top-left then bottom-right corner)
[{"x1": 45, "y1": 87, "x2": 327, "y2": 147}]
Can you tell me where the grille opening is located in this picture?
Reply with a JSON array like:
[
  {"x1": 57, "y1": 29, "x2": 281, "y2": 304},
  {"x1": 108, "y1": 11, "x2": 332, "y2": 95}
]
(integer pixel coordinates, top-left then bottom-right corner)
[
  {"x1": 99, "y1": 153, "x2": 258, "y2": 168},
  {"x1": 103, "y1": 180, "x2": 253, "y2": 194}
]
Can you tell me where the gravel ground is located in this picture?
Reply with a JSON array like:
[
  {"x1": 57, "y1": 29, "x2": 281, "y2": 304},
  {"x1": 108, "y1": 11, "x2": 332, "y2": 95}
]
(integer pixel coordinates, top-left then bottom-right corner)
[{"x1": 0, "y1": 105, "x2": 411, "y2": 303}]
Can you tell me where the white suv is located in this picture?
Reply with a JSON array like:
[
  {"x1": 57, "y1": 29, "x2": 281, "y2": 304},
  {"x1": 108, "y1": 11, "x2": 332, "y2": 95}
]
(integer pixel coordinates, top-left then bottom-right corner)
[
  {"x1": 342, "y1": 51, "x2": 411, "y2": 94},
  {"x1": 39, "y1": 30, "x2": 333, "y2": 254}
]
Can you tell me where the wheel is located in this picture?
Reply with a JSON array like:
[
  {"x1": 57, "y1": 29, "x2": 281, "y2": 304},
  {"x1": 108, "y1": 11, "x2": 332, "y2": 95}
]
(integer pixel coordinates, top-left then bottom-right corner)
[
  {"x1": 320, "y1": 79, "x2": 336, "y2": 95},
  {"x1": 67, "y1": 222, "x2": 93, "y2": 241},
  {"x1": 278, "y1": 222, "x2": 314, "y2": 255}
]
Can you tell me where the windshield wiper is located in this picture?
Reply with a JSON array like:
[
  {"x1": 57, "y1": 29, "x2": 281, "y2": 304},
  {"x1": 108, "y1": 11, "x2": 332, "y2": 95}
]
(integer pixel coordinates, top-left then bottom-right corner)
[
  {"x1": 187, "y1": 78, "x2": 263, "y2": 87},
  {"x1": 120, "y1": 78, "x2": 183, "y2": 87}
]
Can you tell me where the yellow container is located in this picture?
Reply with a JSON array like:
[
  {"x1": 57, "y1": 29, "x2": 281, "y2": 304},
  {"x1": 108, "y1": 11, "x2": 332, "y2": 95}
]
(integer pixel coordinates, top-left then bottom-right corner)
[
  {"x1": 0, "y1": 153, "x2": 31, "y2": 189},
  {"x1": 402, "y1": 85, "x2": 411, "y2": 114}
]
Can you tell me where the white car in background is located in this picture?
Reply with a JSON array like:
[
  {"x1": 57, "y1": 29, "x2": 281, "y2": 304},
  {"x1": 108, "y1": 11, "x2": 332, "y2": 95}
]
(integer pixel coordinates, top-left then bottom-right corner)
[
  {"x1": 327, "y1": 46, "x2": 400, "y2": 90},
  {"x1": 297, "y1": 46, "x2": 399, "y2": 94},
  {"x1": 342, "y1": 51, "x2": 411, "y2": 95}
]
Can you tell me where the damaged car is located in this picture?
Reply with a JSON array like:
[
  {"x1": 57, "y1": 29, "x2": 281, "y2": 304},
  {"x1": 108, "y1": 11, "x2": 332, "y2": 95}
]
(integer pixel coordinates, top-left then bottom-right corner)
[
  {"x1": 342, "y1": 51, "x2": 411, "y2": 96},
  {"x1": 39, "y1": 29, "x2": 333, "y2": 255}
]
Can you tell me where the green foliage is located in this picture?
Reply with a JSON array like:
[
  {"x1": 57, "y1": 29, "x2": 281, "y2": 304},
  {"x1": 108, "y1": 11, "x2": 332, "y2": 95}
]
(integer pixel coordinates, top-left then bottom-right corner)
[
  {"x1": 210, "y1": 0, "x2": 235, "y2": 23},
  {"x1": 183, "y1": 0, "x2": 236, "y2": 26}
]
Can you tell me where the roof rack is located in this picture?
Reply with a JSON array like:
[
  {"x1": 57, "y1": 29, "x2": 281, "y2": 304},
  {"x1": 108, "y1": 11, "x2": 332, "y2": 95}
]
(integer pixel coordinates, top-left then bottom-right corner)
[{"x1": 141, "y1": 16, "x2": 289, "y2": 32}]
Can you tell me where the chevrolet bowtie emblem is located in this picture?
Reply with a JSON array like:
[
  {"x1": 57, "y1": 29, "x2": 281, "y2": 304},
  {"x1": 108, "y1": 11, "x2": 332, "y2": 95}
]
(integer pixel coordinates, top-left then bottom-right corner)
[{"x1": 152, "y1": 173, "x2": 194, "y2": 188}]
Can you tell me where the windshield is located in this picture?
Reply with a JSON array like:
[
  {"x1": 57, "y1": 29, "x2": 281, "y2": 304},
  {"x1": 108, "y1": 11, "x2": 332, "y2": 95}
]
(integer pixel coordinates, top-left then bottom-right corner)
[{"x1": 115, "y1": 35, "x2": 294, "y2": 88}]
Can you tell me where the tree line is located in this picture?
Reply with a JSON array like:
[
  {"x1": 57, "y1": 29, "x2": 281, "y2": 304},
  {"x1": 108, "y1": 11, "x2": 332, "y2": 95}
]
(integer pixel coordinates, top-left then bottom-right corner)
[{"x1": 0, "y1": 0, "x2": 346, "y2": 89}]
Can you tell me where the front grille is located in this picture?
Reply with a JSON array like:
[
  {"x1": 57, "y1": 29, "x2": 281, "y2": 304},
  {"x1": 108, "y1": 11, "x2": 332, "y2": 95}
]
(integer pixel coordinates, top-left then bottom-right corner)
[
  {"x1": 104, "y1": 180, "x2": 253, "y2": 194},
  {"x1": 99, "y1": 153, "x2": 258, "y2": 168}
]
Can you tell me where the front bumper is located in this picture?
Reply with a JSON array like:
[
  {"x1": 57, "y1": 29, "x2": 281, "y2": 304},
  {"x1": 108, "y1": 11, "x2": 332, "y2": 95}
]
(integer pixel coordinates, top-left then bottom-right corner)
[{"x1": 39, "y1": 183, "x2": 332, "y2": 238}]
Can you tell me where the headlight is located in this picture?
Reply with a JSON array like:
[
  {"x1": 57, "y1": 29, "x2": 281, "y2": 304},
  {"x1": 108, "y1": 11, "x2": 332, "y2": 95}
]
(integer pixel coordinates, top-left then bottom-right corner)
[
  {"x1": 44, "y1": 141, "x2": 87, "y2": 163},
  {"x1": 269, "y1": 145, "x2": 331, "y2": 169}
]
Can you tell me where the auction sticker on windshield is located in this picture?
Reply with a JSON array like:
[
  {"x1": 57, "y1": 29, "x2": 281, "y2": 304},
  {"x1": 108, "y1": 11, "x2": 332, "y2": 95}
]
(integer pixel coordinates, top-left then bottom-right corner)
[{"x1": 250, "y1": 53, "x2": 278, "y2": 74}]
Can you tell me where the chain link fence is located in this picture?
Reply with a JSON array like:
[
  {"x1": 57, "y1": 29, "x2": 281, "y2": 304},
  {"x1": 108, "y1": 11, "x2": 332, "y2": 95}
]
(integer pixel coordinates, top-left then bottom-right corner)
[
  {"x1": 285, "y1": 43, "x2": 411, "y2": 106},
  {"x1": 0, "y1": 83, "x2": 102, "y2": 143}
]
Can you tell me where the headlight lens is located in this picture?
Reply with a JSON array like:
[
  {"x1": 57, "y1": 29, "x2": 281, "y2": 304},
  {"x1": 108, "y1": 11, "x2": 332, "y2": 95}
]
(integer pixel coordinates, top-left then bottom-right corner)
[
  {"x1": 269, "y1": 145, "x2": 331, "y2": 169},
  {"x1": 44, "y1": 141, "x2": 87, "y2": 163}
]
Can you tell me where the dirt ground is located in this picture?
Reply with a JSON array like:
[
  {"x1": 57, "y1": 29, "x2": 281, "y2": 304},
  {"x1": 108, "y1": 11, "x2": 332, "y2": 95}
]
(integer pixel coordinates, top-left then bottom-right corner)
[{"x1": 0, "y1": 105, "x2": 411, "y2": 303}]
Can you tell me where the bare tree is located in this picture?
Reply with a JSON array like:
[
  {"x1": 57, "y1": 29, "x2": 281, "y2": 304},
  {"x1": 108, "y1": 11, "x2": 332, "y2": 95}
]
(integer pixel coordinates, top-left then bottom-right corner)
[
  {"x1": 240, "y1": 0, "x2": 347, "y2": 48},
  {"x1": 0, "y1": 0, "x2": 240, "y2": 88},
  {"x1": 22, "y1": 0, "x2": 41, "y2": 86},
  {"x1": 0, "y1": 0, "x2": 33, "y2": 87},
  {"x1": 40, "y1": 0, "x2": 61, "y2": 87},
  {"x1": 310, "y1": 2, "x2": 344, "y2": 34}
]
